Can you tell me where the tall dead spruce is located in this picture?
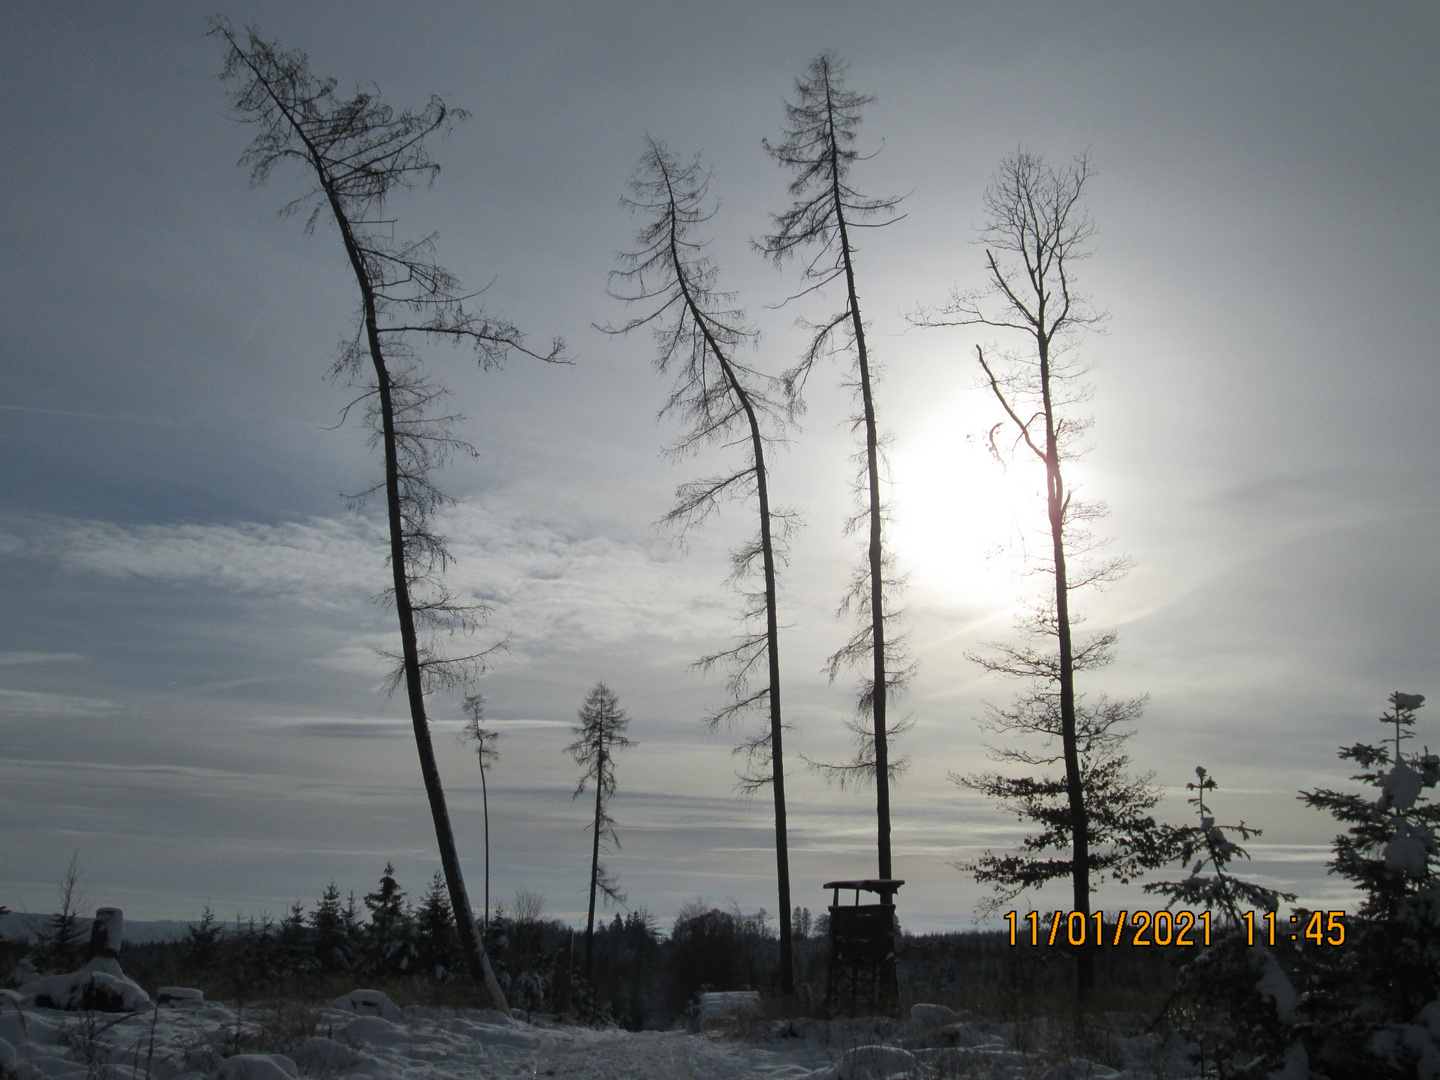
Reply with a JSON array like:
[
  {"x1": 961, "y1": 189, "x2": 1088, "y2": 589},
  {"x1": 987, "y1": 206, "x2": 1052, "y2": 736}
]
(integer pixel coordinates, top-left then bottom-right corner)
[
  {"x1": 604, "y1": 140, "x2": 798, "y2": 993},
  {"x1": 213, "y1": 20, "x2": 562, "y2": 1010},
  {"x1": 759, "y1": 54, "x2": 910, "y2": 881},
  {"x1": 913, "y1": 151, "x2": 1134, "y2": 994}
]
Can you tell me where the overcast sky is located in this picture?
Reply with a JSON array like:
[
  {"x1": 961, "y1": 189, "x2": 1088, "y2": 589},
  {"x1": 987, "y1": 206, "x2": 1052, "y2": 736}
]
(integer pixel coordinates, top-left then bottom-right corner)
[{"x1": 2, "y1": 1, "x2": 1437, "y2": 935}]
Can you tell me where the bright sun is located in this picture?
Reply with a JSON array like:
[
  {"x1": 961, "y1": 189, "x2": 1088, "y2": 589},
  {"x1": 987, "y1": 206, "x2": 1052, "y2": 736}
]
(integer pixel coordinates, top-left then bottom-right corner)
[{"x1": 889, "y1": 423, "x2": 1049, "y2": 611}]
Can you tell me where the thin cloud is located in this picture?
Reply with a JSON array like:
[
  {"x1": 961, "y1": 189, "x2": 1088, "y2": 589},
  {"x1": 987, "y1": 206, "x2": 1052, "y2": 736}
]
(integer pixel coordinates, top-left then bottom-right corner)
[{"x1": 0, "y1": 688, "x2": 116, "y2": 719}]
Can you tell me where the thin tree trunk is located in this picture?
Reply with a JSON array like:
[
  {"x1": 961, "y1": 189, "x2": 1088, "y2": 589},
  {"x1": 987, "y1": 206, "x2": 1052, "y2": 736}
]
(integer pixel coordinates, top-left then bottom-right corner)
[
  {"x1": 326, "y1": 184, "x2": 509, "y2": 1014},
  {"x1": 481, "y1": 759, "x2": 490, "y2": 931},
  {"x1": 665, "y1": 200, "x2": 795, "y2": 996},
  {"x1": 1038, "y1": 334, "x2": 1091, "y2": 996},
  {"x1": 825, "y1": 95, "x2": 892, "y2": 882},
  {"x1": 728, "y1": 368, "x2": 794, "y2": 996},
  {"x1": 662, "y1": 184, "x2": 800, "y2": 996},
  {"x1": 754, "y1": 448, "x2": 794, "y2": 996},
  {"x1": 585, "y1": 742, "x2": 604, "y2": 984},
  {"x1": 225, "y1": 40, "x2": 510, "y2": 1013}
]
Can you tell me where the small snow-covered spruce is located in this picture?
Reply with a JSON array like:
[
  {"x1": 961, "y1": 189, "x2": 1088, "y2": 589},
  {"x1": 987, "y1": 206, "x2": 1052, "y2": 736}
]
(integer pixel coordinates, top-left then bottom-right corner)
[
  {"x1": 309, "y1": 882, "x2": 354, "y2": 974},
  {"x1": 1149, "y1": 769, "x2": 1303, "y2": 1079},
  {"x1": 1145, "y1": 766, "x2": 1295, "y2": 927},
  {"x1": 362, "y1": 861, "x2": 417, "y2": 976},
  {"x1": 1301, "y1": 691, "x2": 1440, "y2": 914},
  {"x1": 1297, "y1": 690, "x2": 1440, "y2": 1069},
  {"x1": 415, "y1": 870, "x2": 461, "y2": 980}
]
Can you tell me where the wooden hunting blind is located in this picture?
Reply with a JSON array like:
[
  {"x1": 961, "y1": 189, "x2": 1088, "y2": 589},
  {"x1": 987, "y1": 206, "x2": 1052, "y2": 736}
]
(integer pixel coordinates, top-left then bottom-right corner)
[{"x1": 823, "y1": 878, "x2": 902, "y2": 1015}]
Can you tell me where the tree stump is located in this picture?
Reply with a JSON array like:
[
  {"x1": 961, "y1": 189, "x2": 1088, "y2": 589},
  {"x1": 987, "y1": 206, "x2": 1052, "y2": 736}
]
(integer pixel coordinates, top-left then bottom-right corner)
[{"x1": 85, "y1": 908, "x2": 123, "y2": 961}]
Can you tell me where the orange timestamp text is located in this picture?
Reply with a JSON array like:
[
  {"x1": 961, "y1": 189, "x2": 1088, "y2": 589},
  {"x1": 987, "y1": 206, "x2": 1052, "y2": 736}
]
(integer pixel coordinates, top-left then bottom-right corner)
[{"x1": 1003, "y1": 909, "x2": 1348, "y2": 948}]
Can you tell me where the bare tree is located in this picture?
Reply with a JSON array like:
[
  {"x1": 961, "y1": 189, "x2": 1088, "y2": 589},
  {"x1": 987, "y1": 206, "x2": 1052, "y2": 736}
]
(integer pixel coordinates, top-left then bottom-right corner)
[
  {"x1": 461, "y1": 694, "x2": 499, "y2": 930},
  {"x1": 565, "y1": 681, "x2": 635, "y2": 983},
  {"x1": 912, "y1": 149, "x2": 1132, "y2": 993},
  {"x1": 602, "y1": 138, "x2": 798, "y2": 993},
  {"x1": 36, "y1": 849, "x2": 86, "y2": 973},
  {"x1": 757, "y1": 53, "x2": 911, "y2": 882},
  {"x1": 212, "y1": 19, "x2": 562, "y2": 1010}
]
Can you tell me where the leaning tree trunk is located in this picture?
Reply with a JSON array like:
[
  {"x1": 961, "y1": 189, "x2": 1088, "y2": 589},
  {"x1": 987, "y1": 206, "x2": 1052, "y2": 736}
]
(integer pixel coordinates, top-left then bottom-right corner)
[
  {"x1": 831, "y1": 157, "x2": 892, "y2": 882},
  {"x1": 221, "y1": 34, "x2": 510, "y2": 1012},
  {"x1": 481, "y1": 756, "x2": 491, "y2": 930},
  {"x1": 752, "y1": 436, "x2": 794, "y2": 996},
  {"x1": 728, "y1": 370, "x2": 794, "y2": 996},
  {"x1": 676, "y1": 248, "x2": 796, "y2": 997},
  {"x1": 331, "y1": 188, "x2": 508, "y2": 1013}
]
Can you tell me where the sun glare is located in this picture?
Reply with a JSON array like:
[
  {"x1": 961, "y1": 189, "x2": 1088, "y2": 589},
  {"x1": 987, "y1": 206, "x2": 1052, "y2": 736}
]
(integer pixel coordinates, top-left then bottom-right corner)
[{"x1": 890, "y1": 423, "x2": 1049, "y2": 611}]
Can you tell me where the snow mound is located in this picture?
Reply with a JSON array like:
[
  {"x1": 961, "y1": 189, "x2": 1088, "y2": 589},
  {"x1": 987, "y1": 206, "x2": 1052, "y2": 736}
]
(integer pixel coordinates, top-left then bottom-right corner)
[
  {"x1": 1255, "y1": 948, "x2": 1298, "y2": 1023},
  {"x1": 330, "y1": 988, "x2": 405, "y2": 1023},
  {"x1": 339, "y1": 1014, "x2": 408, "y2": 1046},
  {"x1": 907, "y1": 1003, "x2": 959, "y2": 1032},
  {"x1": 1041, "y1": 1059, "x2": 1121, "y2": 1079},
  {"x1": 1266, "y1": 1041, "x2": 1309, "y2": 1080},
  {"x1": 218, "y1": 1052, "x2": 299, "y2": 1080},
  {"x1": 0, "y1": 1011, "x2": 62, "y2": 1046},
  {"x1": 822, "y1": 1044, "x2": 916, "y2": 1080},
  {"x1": 699, "y1": 990, "x2": 762, "y2": 1028},
  {"x1": 157, "y1": 986, "x2": 205, "y2": 1005},
  {"x1": 21, "y1": 957, "x2": 151, "y2": 1013},
  {"x1": 295, "y1": 1034, "x2": 360, "y2": 1073}
]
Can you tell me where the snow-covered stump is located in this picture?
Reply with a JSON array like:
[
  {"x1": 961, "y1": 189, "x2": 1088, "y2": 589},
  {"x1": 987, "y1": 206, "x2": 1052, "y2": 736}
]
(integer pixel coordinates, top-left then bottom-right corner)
[
  {"x1": 85, "y1": 907, "x2": 123, "y2": 961},
  {"x1": 699, "y1": 991, "x2": 762, "y2": 1030},
  {"x1": 330, "y1": 989, "x2": 406, "y2": 1023},
  {"x1": 22, "y1": 907, "x2": 151, "y2": 1012}
]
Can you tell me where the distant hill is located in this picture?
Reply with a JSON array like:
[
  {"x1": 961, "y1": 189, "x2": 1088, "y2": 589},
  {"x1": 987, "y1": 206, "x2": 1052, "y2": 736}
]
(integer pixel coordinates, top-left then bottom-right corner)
[{"x1": 0, "y1": 912, "x2": 204, "y2": 945}]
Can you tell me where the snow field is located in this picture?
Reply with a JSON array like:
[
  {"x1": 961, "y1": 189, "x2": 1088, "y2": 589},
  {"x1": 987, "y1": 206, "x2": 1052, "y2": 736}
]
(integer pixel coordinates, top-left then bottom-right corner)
[{"x1": 0, "y1": 988, "x2": 1204, "y2": 1080}]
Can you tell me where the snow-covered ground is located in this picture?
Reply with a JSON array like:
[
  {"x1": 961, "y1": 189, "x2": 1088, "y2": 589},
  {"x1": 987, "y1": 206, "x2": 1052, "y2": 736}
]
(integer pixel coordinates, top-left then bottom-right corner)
[{"x1": 1, "y1": 982, "x2": 1188, "y2": 1080}]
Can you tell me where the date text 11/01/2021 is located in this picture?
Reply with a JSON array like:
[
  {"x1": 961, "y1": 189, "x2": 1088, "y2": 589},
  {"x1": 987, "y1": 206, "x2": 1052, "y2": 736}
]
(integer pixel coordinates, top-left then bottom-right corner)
[{"x1": 1004, "y1": 910, "x2": 1348, "y2": 948}]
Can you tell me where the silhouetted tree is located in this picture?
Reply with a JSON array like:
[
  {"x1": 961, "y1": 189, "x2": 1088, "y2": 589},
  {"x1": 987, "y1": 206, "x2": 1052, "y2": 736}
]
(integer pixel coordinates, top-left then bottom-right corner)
[
  {"x1": 183, "y1": 903, "x2": 223, "y2": 973},
  {"x1": 277, "y1": 900, "x2": 312, "y2": 973},
  {"x1": 363, "y1": 861, "x2": 415, "y2": 975},
  {"x1": 1300, "y1": 693, "x2": 1440, "y2": 1022},
  {"x1": 35, "y1": 850, "x2": 85, "y2": 974},
  {"x1": 213, "y1": 19, "x2": 561, "y2": 1009},
  {"x1": 953, "y1": 691, "x2": 1172, "y2": 915},
  {"x1": 461, "y1": 693, "x2": 500, "y2": 929},
  {"x1": 416, "y1": 870, "x2": 460, "y2": 979},
  {"x1": 309, "y1": 881, "x2": 352, "y2": 973},
  {"x1": 912, "y1": 150, "x2": 1121, "y2": 993},
  {"x1": 758, "y1": 53, "x2": 911, "y2": 881},
  {"x1": 604, "y1": 138, "x2": 798, "y2": 993},
  {"x1": 1146, "y1": 766, "x2": 1294, "y2": 925},
  {"x1": 565, "y1": 682, "x2": 635, "y2": 982}
]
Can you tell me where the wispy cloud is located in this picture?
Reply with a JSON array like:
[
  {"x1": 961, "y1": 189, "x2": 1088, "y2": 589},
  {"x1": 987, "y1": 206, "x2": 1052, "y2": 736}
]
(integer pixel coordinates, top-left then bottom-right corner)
[
  {"x1": 0, "y1": 652, "x2": 84, "y2": 666},
  {"x1": 275, "y1": 720, "x2": 410, "y2": 740},
  {"x1": 47, "y1": 516, "x2": 384, "y2": 605},
  {"x1": 0, "y1": 689, "x2": 116, "y2": 719},
  {"x1": 5, "y1": 501, "x2": 730, "y2": 663}
]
